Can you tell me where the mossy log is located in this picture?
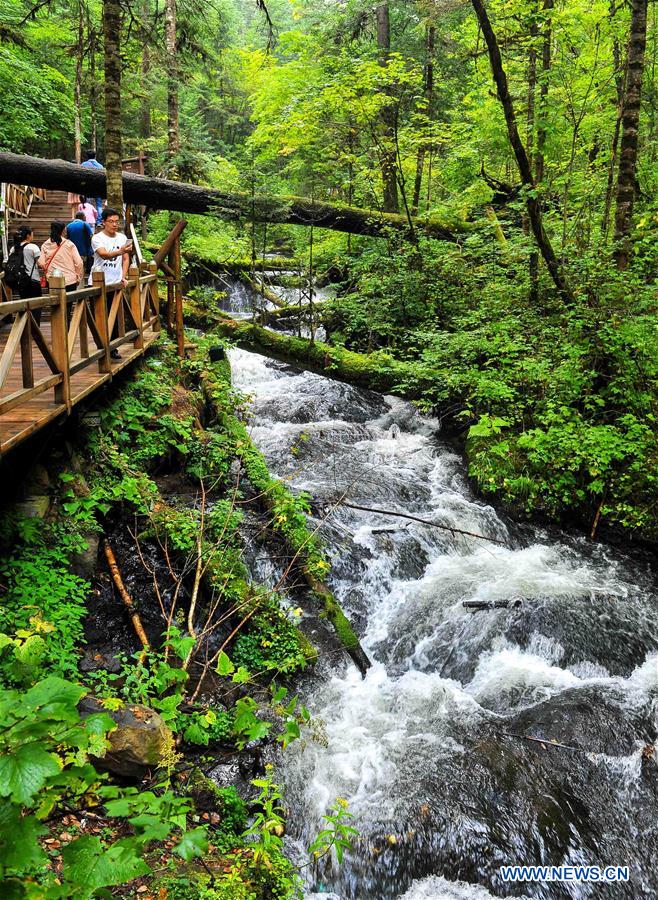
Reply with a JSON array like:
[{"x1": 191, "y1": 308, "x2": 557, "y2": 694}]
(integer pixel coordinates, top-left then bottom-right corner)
[
  {"x1": 186, "y1": 254, "x2": 300, "y2": 273},
  {"x1": 185, "y1": 306, "x2": 438, "y2": 403},
  {"x1": 200, "y1": 357, "x2": 371, "y2": 677},
  {"x1": 254, "y1": 302, "x2": 327, "y2": 325},
  {"x1": 240, "y1": 274, "x2": 287, "y2": 309},
  {"x1": 0, "y1": 152, "x2": 464, "y2": 241}
]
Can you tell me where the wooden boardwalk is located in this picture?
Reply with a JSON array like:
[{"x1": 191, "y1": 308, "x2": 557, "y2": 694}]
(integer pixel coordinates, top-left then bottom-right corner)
[{"x1": 0, "y1": 266, "x2": 161, "y2": 455}]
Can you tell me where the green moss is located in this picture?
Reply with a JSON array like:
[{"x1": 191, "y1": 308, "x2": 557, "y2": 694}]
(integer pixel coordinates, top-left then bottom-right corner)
[
  {"x1": 199, "y1": 348, "x2": 365, "y2": 662},
  {"x1": 321, "y1": 594, "x2": 360, "y2": 651}
]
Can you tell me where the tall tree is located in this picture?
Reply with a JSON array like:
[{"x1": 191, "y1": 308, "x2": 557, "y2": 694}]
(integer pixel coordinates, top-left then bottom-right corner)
[
  {"x1": 376, "y1": 2, "x2": 399, "y2": 212},
  {"x1": 73, "y1": 1, "x2": 85, "y2": 163},
  {"x1": 411, "y1": 24, "x2": 435, "y2": 215},
  {"x1": 140, "y1": 0, "x2": 151, "y2": 145},
  {"x1": 470, "y1": 0, "x2": 573, "y2": 303},
  {"x1": 529, "y1": 0, "x2": 554, "y2": 301},
  {"x1": 165, "y1": 0, "x2": 180, "y2": 164},
  {"x1": 614, "y1": 0, "x2": 649, "y2": 269},
  {"x1": 103, "y1": 0, "x2": 123, "y2": 209}
]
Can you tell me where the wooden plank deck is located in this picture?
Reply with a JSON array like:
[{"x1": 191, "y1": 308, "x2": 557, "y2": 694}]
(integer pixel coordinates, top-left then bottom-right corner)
[
  {"x1": 0, "y1": 313, "x2": 159, "y2": 453},
  {"x1": 0, "y1": 267, "x2": 162, "y2": 456}
]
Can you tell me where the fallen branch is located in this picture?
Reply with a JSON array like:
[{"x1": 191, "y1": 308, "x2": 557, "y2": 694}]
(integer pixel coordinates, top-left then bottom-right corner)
[
  {"x1": 463, "y1": 598, "x2": 522, "y2": 609},
  {"x1": 241, "y1": 273, "x2": 287, "y2": 309},
  {"x1": 102, "y1": 538, "x2": 150, "y2": 650},
  {"x1": 498, "y1": 731, "x2": 583, "y2": 753},
  {"x1": 338, "y1": 501, "x2": 507, "y2": 545}
]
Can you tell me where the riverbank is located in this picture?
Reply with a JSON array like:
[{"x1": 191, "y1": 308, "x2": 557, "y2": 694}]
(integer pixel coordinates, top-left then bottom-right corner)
[{"x1": 0, "y1": 335, "x2": 368, "y2": 898}]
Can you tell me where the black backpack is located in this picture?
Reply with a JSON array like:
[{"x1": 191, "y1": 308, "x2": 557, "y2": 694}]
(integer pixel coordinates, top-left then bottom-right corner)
[{"x1": 4, "y1": 246, "x2": 31, "y2": 289}]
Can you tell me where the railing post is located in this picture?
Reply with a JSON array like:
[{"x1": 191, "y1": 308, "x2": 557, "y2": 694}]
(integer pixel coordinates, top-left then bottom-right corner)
[
  {"x1": 129, "y1": 265, "x2": 144, "y2": 349},
  {"x1": 172, "y1": 235, "x2": 185, "y2": 358},
  {"x1": 49, "y1": 275, "x2": 71, "y2": 410},
  {"x1": 20, "y1": 311, "x2": 33, "y2": 388},
  {"x1": 149, "y1": 262, "x2": 161, "y2": 332},
  {"x1": 166, "y1": 256, "x2": 174, "y2": 335},
  {"x1": 92, "y1": 271, "x2": 111, "y2": 374}
]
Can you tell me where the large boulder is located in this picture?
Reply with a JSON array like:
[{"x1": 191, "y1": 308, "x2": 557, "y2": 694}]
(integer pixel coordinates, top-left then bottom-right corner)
[{"x1": 80, "y1": 698, "x2": 173, "y2": 778}]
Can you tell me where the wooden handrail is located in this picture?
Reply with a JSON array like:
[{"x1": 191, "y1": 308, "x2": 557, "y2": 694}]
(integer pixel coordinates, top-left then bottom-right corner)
[{"x1": 0, "y1": 264, "x2": 163, "y2": 428}]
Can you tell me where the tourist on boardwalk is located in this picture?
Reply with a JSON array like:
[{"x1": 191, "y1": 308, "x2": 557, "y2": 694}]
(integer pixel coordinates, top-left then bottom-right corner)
[
  {"x1": 38, "y1": 221, "x2": 84, "y2": 294},
  {"x1": 67, "y1": 191, "x2": 82, "y2": 220},
  {"x1": 6, "y1": 225, "x2": 43, "y2": 322},
  {"x1": 81, "y1": 150, "x2": 104, "y2": 219},
  {"x1": 66, "y1": 211, "x2": 94, "y2": 276},
  {"x1": 89, "y1": 207, "x2": 133, "y2": 359},
  {"x1": 77, "y1": 198, "x2": 98, "y2": 228}
]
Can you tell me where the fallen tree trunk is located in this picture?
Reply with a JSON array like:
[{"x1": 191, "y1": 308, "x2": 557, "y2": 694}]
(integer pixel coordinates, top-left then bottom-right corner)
[
  {"x1": 241, "y1": 274, "x2": 287, "y2": 309},
  {"x1": 0, "y1": 152, "x2": 463, "y2": 241},
  {"x1": 185, "y1": 303, "x2": 436, "y2": 401},
  {"x1": 200, "y1": 357, "x2": 372, "y2": 676},
  {"x1": 254, "y1": 301, "x2": 328, "y2": 325}
]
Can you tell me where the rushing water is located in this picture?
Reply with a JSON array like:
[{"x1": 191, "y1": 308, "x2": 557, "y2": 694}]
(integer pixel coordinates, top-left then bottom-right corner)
[{"x1": 222, "y1": 290, "x2": 658, "y2": 899}]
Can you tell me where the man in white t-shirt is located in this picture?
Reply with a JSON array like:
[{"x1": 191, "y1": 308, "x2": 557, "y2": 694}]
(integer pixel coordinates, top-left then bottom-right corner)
[{"x1": 89, "y1": 207, "x2": 133, "y2": 358}]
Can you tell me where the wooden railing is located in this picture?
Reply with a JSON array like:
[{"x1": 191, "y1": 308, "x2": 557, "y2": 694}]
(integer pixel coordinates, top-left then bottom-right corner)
[
  {"x1": 2, "y1": 184, "x2": 46, "y2": 217},
  {"x1": 0, "y1": 263, "x2": 160, "y2": 419}
]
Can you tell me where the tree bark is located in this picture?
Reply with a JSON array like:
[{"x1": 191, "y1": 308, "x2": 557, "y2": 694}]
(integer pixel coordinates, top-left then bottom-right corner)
[
  {"x1": 602, "y1": 1, "x2": 624, "y2": 240},
  {"x1": 376, "y1": 3, "x2": 399, "y2": 213},
  {"x1": 0, "y1": 152, "x2": 462, "y2": 241},
  {"x1": 140, "y1": 0, "x2": 151, "y2": 144},
  {"x1": 102, "y1": 0, "x2": 123, "y2": 210},
  {"x1": 88, "y1": 9, "x2": 98, "y2": 152},
  {"x1": 470, "y1": 0, "x2": 574, "y2": 303},
  {"x1": 73, "y1": 1, "x2": 84, "y2": 164},
  {"x1": 165, "y1": 0, "x2": 179, "y2": 163},
  {"x1": 614, "y1": 0, "x2": 648, "y2": 269},
  {"x1": 412, "y1": 25, "x2": 435, "y2": 215}
]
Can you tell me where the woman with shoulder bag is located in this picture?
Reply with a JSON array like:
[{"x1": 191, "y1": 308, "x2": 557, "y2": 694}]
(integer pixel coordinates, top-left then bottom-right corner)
[{"x1": 38, "y1": 221, "x2": 84, "y2": 292}]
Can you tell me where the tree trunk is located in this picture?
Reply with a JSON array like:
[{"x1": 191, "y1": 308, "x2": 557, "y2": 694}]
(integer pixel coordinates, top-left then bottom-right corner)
[
  {"x1": 103, "y1": 0, "x2": 123, "y2": 210},
  {"x1": 376, "y1": 3, "x2": 399, "y2": 213},
  {"x1": 88, "y1": 10, "x2": 98, "y2": 152},
  {"x1": 165, "y1": 0, "x2": 179, "y2": 163},
  {"x1": 412, "y1": 25, "x2": 435, "y2": 216},
  {"x1": 73, "y1": 2, "x2": 84, "y2": 164},
  {"x1": 140, "y1": 0, "x2": 151, "y2": 144},
  {"x1": 535, "y1": 0, "x2": 553, "y2": 186},
  {"x1": 188, "y1": 307, "x2": 434, "y2": 401},
  {"x1": 0, "y1": 152, "x2": 462, "y2": 241},
  {"x1": 470, "y1": 0, "x2": 573, "y2": 303},
  {"x1": 614, "y1": 0, "x2": 648, "y2": 269},
  {"x1": 526, "y1": 7, "x2": 538, "y2": 302}
]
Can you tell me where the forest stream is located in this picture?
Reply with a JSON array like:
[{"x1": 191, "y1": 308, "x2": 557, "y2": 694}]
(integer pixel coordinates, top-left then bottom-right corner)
[{"x1": 214, "y1": 280, "x2": 658, "y2": 899}]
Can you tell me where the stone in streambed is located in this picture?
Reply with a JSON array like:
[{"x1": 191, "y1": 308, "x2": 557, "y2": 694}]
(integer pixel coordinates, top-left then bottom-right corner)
[{"x1": 79, "y1": 697, "x2": 173, "y2": 777}]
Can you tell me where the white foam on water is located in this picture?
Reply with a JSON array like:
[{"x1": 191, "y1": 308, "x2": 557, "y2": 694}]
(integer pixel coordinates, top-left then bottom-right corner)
[
  {"x1": 465, "y1": 646, "x2": 582, "y2": 707},
  {"x1": 398, "y1": 875, "x2": 518, "y2": 899}
]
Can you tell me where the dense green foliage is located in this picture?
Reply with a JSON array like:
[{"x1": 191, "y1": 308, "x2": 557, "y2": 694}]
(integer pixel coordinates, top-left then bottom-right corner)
[
  {"x1": 0, "y1": 341, "x2": 356, "y2": 897},
  {"x1": 3, "y1": 0, "x2": 658, "y2": 541},
  {"x1": 3, "y1": 0, "x2": 658, "y2": 892}
]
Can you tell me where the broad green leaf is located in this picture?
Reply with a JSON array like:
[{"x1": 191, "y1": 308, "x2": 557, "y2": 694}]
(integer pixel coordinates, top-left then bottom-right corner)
[
  {"x1": 0, "y1": 744, "x2": 62, "y2": 805},
  {"x1": 216, "y1": 651, "x2": 235, "y2": 676},
  {"x1": 0, "y1": 801, "x2": 47, "y2": 874},
  {"x1": 174, "y1": 827, "x2": 208, "y2": 861},
  {"x1": 60, "y1": 836, "x2": 149, "y2": 899},
  {"x1": 23, "y1": 678, "x2": 86, "y2": 719}
]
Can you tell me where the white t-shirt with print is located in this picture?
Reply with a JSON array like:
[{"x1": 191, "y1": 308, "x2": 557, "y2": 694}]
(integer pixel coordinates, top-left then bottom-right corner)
[
  {"x1": 89, "y1": 231, "x2": 128, "y2": 285},
  {"x1": 22, "y1": 242, "x2": 41, "y2": 282}
]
